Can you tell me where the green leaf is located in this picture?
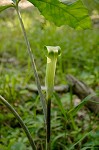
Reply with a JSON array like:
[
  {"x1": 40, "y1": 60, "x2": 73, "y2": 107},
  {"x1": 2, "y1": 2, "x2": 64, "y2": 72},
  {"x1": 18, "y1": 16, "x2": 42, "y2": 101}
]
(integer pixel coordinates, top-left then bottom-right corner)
[
  {"x1": 54, "y1": 93, "x2": 67, "y2": 120},
  {"x1": 0, "y1": 5, "x2": 13, "y2": 13},
  {"x1": 68, "y1": 93, "x2": 96, "y2": 117},
  {"x1": 28, "y1": 0, "x2": 91, "y2": 29},
  {"x1": 69, "y1": 131, "x2": 92, "y2": 150}
]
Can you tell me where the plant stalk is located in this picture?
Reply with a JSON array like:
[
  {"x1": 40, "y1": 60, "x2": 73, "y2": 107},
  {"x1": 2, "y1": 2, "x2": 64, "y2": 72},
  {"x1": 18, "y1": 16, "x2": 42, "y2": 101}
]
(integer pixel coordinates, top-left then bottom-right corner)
[
  {"x1": 46, "y1": 98, "x2": 51, "y2": 150},
  {"x1": 0, "y1": 95, "x2": 36, "y2": 150},
  {"x1": 15, "y1": 5, "x2": 47, "y2": 123},
  {"x1": 45, "y1": 46, "x2": 60, "y2": 150}
]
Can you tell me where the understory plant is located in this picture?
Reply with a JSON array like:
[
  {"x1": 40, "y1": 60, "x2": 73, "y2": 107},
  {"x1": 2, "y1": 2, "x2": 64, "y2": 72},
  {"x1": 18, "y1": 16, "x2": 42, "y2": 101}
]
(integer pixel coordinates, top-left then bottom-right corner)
[
  {"x1": 45, "y1": 46, "x2": 61, "y2": 149},
  {"x1": 0, "y1": 0, "x2": 96, "y2": 149}
]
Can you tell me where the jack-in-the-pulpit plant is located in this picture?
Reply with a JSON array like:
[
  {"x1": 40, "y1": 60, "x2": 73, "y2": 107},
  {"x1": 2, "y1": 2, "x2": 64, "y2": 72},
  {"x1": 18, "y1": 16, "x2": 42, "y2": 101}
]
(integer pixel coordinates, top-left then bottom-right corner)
[
  {"x1": 0, "y1": 0, "x2": 92, "y2": 149},
  {"x1": 45, "y1": 46, "x2": 61, "y2": 150}
]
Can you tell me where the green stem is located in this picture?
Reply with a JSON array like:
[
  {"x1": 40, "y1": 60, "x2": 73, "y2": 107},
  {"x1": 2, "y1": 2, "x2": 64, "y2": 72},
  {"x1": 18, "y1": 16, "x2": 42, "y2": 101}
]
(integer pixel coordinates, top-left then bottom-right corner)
[
  {"x1": 15, "y1": 5, "x2": 47, "y2": 123},
  {"x1": 46, "y1": 99, "x2": 51, "y2": 150},
  {"x1": 0, "y1": 95, "x2": 36, "y2": 150},
  {"x1": 70, "y1": 115, "x2": 78, "y2": 131}
]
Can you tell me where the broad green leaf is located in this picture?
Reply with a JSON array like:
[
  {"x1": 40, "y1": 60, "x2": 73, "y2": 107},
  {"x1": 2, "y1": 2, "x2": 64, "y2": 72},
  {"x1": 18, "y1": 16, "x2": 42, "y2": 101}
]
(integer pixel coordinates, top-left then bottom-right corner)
[
  {"x1": 28, "y1": 0, "x2": 91, "y2": 29},
  {"x1": 0, "y1": 5, "x2": 13, "y2": 13}
]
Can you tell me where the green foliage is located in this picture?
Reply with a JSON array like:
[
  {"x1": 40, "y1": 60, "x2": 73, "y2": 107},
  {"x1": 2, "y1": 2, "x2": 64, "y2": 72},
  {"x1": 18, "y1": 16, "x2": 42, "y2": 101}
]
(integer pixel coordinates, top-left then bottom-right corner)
[
  {"x1": 54, "y1": 93, "x2": 67, "y2": 120},
  {"x1": 28, "y1": 0, "x2": 91, "y2": 29},
  {"x1": 68, "y1": 94, "x2": 97, "y2": 117}
]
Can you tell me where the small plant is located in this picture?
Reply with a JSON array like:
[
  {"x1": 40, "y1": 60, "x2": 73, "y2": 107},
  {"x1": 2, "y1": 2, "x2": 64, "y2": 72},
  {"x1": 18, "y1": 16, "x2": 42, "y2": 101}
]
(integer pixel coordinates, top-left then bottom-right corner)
[
  {"x1": 0, "y1": 0, "x2": 94, "y2": 149},
  {"x1": 45, "y1": 46, "x2": 61, "y2": 149}
]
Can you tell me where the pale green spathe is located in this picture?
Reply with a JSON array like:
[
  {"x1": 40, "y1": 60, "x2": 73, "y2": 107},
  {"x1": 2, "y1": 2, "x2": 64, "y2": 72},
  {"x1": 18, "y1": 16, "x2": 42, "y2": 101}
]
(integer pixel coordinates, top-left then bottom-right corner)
[{"x1": 45, "y1": 46, "x2": 61, "y2": 100}]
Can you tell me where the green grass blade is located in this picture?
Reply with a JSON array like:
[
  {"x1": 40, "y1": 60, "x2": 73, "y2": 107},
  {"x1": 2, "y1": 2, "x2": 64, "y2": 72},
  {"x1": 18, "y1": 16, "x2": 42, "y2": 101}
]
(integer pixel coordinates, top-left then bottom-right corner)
[
  {"x1": 54, "y1": 92, "x2": 67, "y2": 120},
  {"x1": 69, "y1": 131, "x2": 92, "y2": 150},
  {"x1": 68, "y1": 93, "x2": 97, "y2": 117}
]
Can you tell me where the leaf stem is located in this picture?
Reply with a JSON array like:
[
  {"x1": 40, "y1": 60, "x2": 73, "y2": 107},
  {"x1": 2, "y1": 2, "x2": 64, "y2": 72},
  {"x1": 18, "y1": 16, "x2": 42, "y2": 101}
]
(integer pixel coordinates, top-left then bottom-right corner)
[
  {"x1": 0, "y1": 95, "x2": 36, "y2": 150},
  {"x1": 46, "y1": 98, "x2": 51, "y2": 150},
  {"x1": 15, "y1": 5, "x2": 47, "y2": 123}
]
